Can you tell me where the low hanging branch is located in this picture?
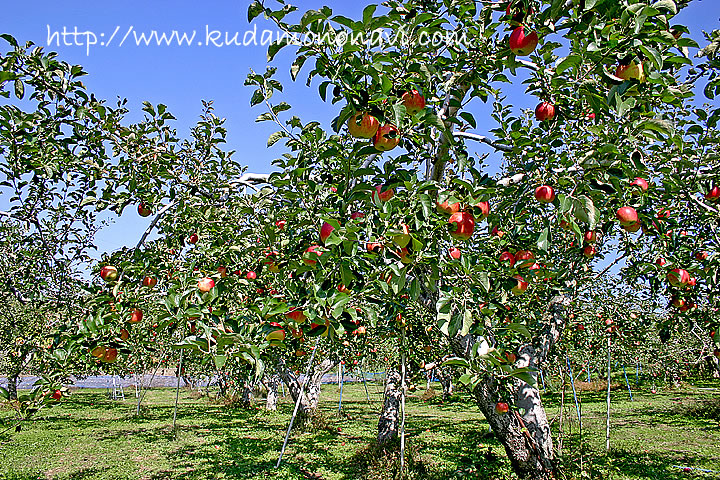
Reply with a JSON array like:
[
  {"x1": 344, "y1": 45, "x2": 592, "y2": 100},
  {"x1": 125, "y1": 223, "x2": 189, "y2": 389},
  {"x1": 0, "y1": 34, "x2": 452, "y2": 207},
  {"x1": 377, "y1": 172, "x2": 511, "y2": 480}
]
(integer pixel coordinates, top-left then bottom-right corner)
[{"x1": 453, "y1": 132, "x2": 514, "y2": 152}]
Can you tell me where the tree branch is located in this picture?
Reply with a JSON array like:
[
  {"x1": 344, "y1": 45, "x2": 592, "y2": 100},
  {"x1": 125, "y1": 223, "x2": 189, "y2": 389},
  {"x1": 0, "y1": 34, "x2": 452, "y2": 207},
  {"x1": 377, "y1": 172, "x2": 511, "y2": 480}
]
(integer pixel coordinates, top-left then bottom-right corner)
[{"x1": 453, "y1": 132, "x2": 514, "y2": 152}]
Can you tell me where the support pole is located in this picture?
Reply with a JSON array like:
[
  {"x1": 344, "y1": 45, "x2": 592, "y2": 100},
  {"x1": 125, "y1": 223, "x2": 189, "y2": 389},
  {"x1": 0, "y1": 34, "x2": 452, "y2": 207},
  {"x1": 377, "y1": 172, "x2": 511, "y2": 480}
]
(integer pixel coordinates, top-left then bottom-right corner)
[
  {"x1": 338, "y1": 363, "x2": 344, "y2": 413},
  {"x1": 605, "y1": 335, "x2": 612, "y2": 452},
  {"x1": 276, "y1": 338, "x2": 320, "y2": 469},
  {"x1": 173, "y1": 349, "x2": 184, "y2": 432},
  {"x1": 566, "y1": 356, "x2": 582, "y2": 429},
  {"x1": 361, "y1": 368, "x2": 371, "y2": 404},
  {"x1": 400, "y1": 331, "x2": 407, "y2": 476},
  {"x1": 136, "y1": 355, "x2": 166, "y2": 415},
  {"x1": 622, "y1": 365, "x2": 633, "y2": 401}
]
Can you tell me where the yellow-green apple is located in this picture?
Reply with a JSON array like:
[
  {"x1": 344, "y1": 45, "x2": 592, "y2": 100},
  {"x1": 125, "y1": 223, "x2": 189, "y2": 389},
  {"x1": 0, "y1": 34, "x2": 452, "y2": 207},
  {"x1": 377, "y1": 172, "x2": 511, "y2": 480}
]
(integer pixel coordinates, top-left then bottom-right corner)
[
  {"x1": 373, "y1": 124, "x2": 400, "y2": 151},
  {"x1": 347, "y1": 112, "x2": 380, "y2": 139},
  {"x1": 100, "y1": 266, "x2": 118, "y2": 282},
  {"x1": 198, "y1": 277, "x2": 215, "y2": 292},
  {"x1": 402, "y1": 90, "x2": 426, "y2": 115},
  {"x1": 129, "y1": 308, "x2": 143, "y2": 324},
  {"x1": 535, "y1": 102, "x2": 556, "y2": 121},
  {"x1": 303, "y1": 245, "x2": 323, "y2": 266},
  {"x1": 266, "y1": 322, "x2": 285, "y2": 343},
  {"x1": 616, "y1": 206, "x2": 638, "y2": 226},
  {"x1": 667, "y1": 268, "x2": 690, "y2": 288},
  {"x1": 448, "y1": 211, "x2": 475, "y2": 241},
  {"x1": 535, "y1": 185, "x2": 555, "y2": 203},
  {"x1": 137, "y1": 203, "x2": 152, "y2": 217},
  {"x1": 511, "y1": 275, "x2": 528, "y2": 295},
  {"x1": 509, "y1": 26, "x2": 538, "y2": 55},
  {"x1": 615, "y1": 61, "x2": 646, "y2": 82}
]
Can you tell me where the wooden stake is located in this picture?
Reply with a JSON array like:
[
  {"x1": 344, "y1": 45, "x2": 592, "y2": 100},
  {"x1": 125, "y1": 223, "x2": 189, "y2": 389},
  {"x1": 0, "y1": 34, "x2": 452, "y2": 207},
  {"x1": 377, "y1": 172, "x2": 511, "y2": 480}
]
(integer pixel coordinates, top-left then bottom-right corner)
[
  {"x1": 605, "y1": 335, "x2": 612, "y2": 452},
  {"x1": 400, "y1": 331, "x2": 407, "y2": 477}
]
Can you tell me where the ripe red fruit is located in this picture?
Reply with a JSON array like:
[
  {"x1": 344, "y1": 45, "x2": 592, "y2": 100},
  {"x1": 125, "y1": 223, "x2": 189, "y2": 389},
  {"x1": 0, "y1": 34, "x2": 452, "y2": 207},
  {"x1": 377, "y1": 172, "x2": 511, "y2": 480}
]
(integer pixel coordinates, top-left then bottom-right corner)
[
  {"x1": 119, "y1": 328, "x2": 130, "y2": 341},
  {"x1": 137, "y1": 203, "x2": 152, "y2": 217},
  {"x1": 509, "y1": 26, "x2": 539, "y2": 55},
  {"x1": 449, "y1": 247, "x2": 461, "y2": 260},
  {"x1": 583, "y1": 245, "x2": 597, "y2": 258},
  {"x1": 672, "y1": 297, "x2": 685, "y2": 308},
  {"x1": 505, "y1": 352, "x2": 517, "y2": 363},
  {"x1": 687, "y1": 277, "x2": 697, "y2": 287},
  {"x1": 491, "y1": 226, "x2": 505, "y2": 237},
  {"x1": 448, "y1": 211, "x2": 475, "y2": 241},
  {"x1": 198, "y1": 277, "x2": 215, "y2": 292},
  {"x1": 616, "y1": 206, "x2": 638, "y2": 226},
  {"x1": 535, "y1": 102, "x2": 556, "y2": 121},
  {"x1": 499, "y1": 251, "x2": 516, "y2": 267},
  {"x1": 347, "y1": 112, "x2": 380, "y2": 139},
  {"x1": 629, "y1": 177, "x2": 649, "y2": 193},
  {"x1": 515, "y1": 250, "x2": 534, "y2": 267},
  {"x1": 706, "y1": 186, "x2": 720, "y2": 202},
  {"x1": 667, "y1": 268, "x2": 690, "y2": 288},
  {"x1": 142, "y1": 276, "x2": 157, "y2": 288},
  {"x1": 217, "y1": 266, "x2": 228, "y2": 278},
  {"x1": 100, "y1": 266, "x2": 118, "y2": 282},
  {"x1": 350, "y1": 211, "x2": 365, "y2": 221},
  {"x1": 495, "y1": 401, "x2": 510, "y2": 414},
  {"x1": 51, "y1": 390, "x2": 62, "y2": 400},
  {"x1": 246, "y1": 271, "x2": 257, "y2": 280},
  {"x1": 696, "y1": 251, "x2": 708, "y2": 261},
  {"x1": 474, "y1": 201, "x2": 490, "y2": 219},
  {"x1": 366, "y1": 242, "x2": 383, "y2": 254},
  {"x1": 188, "y1": 233, "x2": 199, "y2": 244},
  {"x1": 103, "y1": 348, "x2": 118, "y2": 363},
  {"x1": 303, "y1": 245, "x2": 323, "y2": 266},
  {"x1": 275, "y1": 220, "x2": 287, "y2": 230},
  {"x1": 320, "y1": 222, "x2": 335, "y2": 244},
  {"x1": 437, "y1": 198, "x2": 461, "y2": 215},
  {"x1": 402, "y1": 90, "x2": 426, "y2": 115},
  {"x1": 535, "y1": 185, "x2": 555, "y2": 203},
  {"x1": 129, "y1": 308, "x2": 143, "y2": 324},
  {"x1": 511, "y1": 275, "x2": 528, "y2": 295},
  {"x1": 506, "y1": 2, "x2": 533, "y2": 23},
  {"x1": 583, "y1": 231, "x2": 597, "y2": 243},
  {"x1": 372, "y1": 185, "x2": 394, "y2": 202},
  {"x1": 656, "y1": 257, "x2": 667, "y2": 266},
  {"x1": 373, "y1": 124, "x2": 400, "y2": 152},
  {"x1": 337, "y1": 284, "x2": 350, "y2": 294}
]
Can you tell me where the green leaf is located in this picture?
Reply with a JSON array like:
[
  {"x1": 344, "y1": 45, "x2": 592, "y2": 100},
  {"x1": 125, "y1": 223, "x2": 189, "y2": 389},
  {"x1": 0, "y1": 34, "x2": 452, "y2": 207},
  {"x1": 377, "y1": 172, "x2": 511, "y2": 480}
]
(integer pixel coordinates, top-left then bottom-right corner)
[
  {"x1": 14, "y1": 79, "x2": 24, "y2": 99},
  {"x1": 537, "y1": 228, "x2": 549, "y2": 253},
  {"x1": 443, "y1": 357, "x2": 470, "y2": 368},
  {"x1": 267, "y1": 131, "x2": 287, "y2": 147},
  {"x1": 248, "y1": 2, "x2": 264, "y2": 22},
  {"x1": 556, "y1": 55, "x2": 582, "y2": 75},
  {"x1": 0, "y1": 385, "x2": 9, "y2": 400},
  {"x1": 267, "y1": 38, "x2": 289, "y2": 62},
  {"x1": 213, "y1": 355, "x2": 228, "y2": 369},
  {"x1": 651, "y1": 0, "x2": 677, "y2": 14},
  {"x1": 506, "y1": 323, "x2": 532, "y2": 339},
  {"x1": 508, "y1": 370, "x2": 536, "y2": 386},
  {"x1": 255, "y1": 112, "x2": 274, "y2": 122},
  {"x1": 461, "y1": 309, "x2": 473, "y2": 336},
  {"x1": 477, "y1": 272, "x2": 490, "y2": 293}
]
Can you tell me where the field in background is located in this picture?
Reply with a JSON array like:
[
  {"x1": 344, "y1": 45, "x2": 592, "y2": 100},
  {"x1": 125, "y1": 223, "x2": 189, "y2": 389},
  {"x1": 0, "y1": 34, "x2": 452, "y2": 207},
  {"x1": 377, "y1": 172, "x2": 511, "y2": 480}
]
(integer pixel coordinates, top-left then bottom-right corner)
[{"x1": 1, "y1": 379, "x2": 719, "y2": 480}]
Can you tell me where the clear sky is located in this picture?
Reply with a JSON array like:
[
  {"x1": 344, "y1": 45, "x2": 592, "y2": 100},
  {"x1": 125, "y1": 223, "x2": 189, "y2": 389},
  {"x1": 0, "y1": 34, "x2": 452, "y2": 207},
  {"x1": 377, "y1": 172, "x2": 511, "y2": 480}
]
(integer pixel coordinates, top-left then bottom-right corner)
[{"x1": 1, "y1": 0, "x2": 719, "y2": 261}]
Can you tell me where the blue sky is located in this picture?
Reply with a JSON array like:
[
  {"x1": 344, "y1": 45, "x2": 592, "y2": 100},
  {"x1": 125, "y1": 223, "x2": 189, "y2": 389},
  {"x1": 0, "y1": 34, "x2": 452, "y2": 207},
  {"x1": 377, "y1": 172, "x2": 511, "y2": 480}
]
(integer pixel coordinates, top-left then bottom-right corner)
[{"x1": 1, "y1": 0, "x2": 719, "y2": 260}]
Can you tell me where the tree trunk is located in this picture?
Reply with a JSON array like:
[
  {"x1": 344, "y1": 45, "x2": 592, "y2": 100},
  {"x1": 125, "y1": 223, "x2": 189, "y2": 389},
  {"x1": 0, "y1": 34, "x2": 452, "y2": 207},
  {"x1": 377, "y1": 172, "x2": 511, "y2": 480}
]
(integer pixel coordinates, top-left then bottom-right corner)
[
  {"x1": 436, "y1": 366, "x2": 453, "y2": 400},
  {"x1": 7, "y1": 371, "x2": 18, "y2": 400},
  {"x1": 451, "y1": 295, "x2": 570, "y2": 480},
  {"x1": 377, "y1": 369, "x2": 403, "y2": 445},
  {"x1": 280, "y1": 358, "x2": 336, "y2": 419},
  {"x1": 240, "y1": 380, "x2": 253, "y2": 407},
  {"x1": 264, "y1": 373, "x2": 281, "y2": 411}
]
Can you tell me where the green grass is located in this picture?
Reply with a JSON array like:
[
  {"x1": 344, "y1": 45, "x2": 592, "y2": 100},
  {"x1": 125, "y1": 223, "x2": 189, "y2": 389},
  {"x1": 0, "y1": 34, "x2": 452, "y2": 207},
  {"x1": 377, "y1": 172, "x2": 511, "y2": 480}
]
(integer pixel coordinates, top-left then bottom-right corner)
[{"x1": 0, "y1": 379, "x2": 719, "y2": 480}]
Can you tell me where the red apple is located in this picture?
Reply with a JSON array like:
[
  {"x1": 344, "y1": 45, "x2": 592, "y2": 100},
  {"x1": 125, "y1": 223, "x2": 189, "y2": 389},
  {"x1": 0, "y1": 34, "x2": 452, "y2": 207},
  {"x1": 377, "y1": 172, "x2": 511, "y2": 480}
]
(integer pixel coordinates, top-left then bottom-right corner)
[
  {"x1": 499, "y1": 251, "x2": 516, "y2": 267},
  {"x1": 198, "y1": 277, "x2": 215, "y2": 292},
  {"x1": 266, "y1": 325, "x2": 286, "y2": 343},
  {"x1": 187, "y1": 233, "x2": 199, "y2": 245},
  {"x1": 449, "y1": 247, "x2": 461, "y2": 260},
  {"x1": 119, "y1": 328, "x2": 130, "y2": 341},
  {"x1": 142, "y1": 276, "x2": 157, "y2": 288},
  {"x1": 448, "y1": 211, "x2": 475, "y2": 241},
  {"x1": 687, "y1": 277, "x2": 697, "y2": 287},
  {"x1": 509, "y1": 26, "x2": 538, "y2": 55},
  {"x1": 91, "y1": 345, "x2": 106, "y2": 359},
  {"x1": 535, "y1": 102, "x2": 556, "y2": 121},
  {"x1": 373, "y1": 124, "x2": 400, "y2": 152},
  {"x1": 630, "y1": 177, "x2": 649, "y2": 193},
  {"x1": 506, "y1": 2, "x2": 533, "y2": 23},
  {"x1": 402, "y1": 90, "x2": 426, "y2": 115},
  {"x1": 275, "y1": 220, "x2": 287, "y2": 230},
  {"x1": 320, "y1": 222, "x2": 335, "y2": 244},
  {"x1": 246, "y1": 271, "x2": 257, "y2": 280},
  {"x1": 495, "y1": 401, "x2": 510, "y2": 414},
  {"x1": 217, "y1": 266, "x2": 228, "y2": 278},
  {"x1": 51, "y1": 389, "x2": 62, "y2": 400},
  {"x1": 706, "y1": 186, "x2": 720, "y2": 202},
  {"x1": 303, "y1": 245, "x2": 323, "y2": 266},
  {"x1": 474, "y1": 201, "x2": 490, "y2": 219},
  {"x1": 584, "y1": 231, "x2": 597, "y2": 243},
  {"x1": 506, "y1": 352, "x2": 517, "y2": 363},
  {"x1": 137, "y1": 203, "x2": 152, "y2": 217},
  {"x1": 491, "y1": 226, "x2": 505, "y2": 237},
  {"x1": 347, "y1": 112, "x2": 380, "y2": 139},
  {"x1": 337, "y1": 284, "x2": 350, "y2": 294},
  {"x1": 535, "y1": 185, "x2": 555, "y2": 203},
  {"x1": 583, "y1": 245, "x2": 597, "y2": 258},
  {"x1": 367, "y1": 242, "x2": 383, "y2": 254},
  {"x1": 656, "y1": 257, "x2": 667, "y2": 266},
  {"x1": 515, "y1": 250, "x2": 534, "y2": 267},
  {"x1": 372, "y1": 185, "x2": 394, "y2": 202},
  {"x1": 103, "y1": 348, "x2": 118, "y2": 363},
  {"x1": 667, "y1": 268, "x2": 690, "y2": 288},
  {"x1": 672, "y1": 297, "x2": 685, "y2": 308},
  {"x1": 511, "y1": 275, "x2": 528, "y2": 295},
  {"x1": 350, "y1": 211, "x2": 365, "y2": 221},
  {"x1": 616, "y1": 206, "x2": 638, "y2": 226},
  {"x1": 696, "y1": 251, "x2": 708, "y2": 261},
  {"x1": 129, "y1": 308, "x2": 143, "y2": 324},
  {"x1": 615, "y1": 61, "x2": 646, "y2": 82},
  {"x1": 100, "y1": 266, "x2": 118, "y2": 282},
  {"x1": 437, "y1": 198, "x2": 461, "y2": 215}
]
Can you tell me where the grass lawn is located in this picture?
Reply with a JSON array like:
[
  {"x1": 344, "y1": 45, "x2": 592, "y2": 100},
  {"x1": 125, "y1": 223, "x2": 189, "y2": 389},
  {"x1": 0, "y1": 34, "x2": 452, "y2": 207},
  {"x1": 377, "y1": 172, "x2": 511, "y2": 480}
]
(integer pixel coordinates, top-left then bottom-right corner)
[{"x1": 1, "y1": 377, "x2": 719, "y2": 479}]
